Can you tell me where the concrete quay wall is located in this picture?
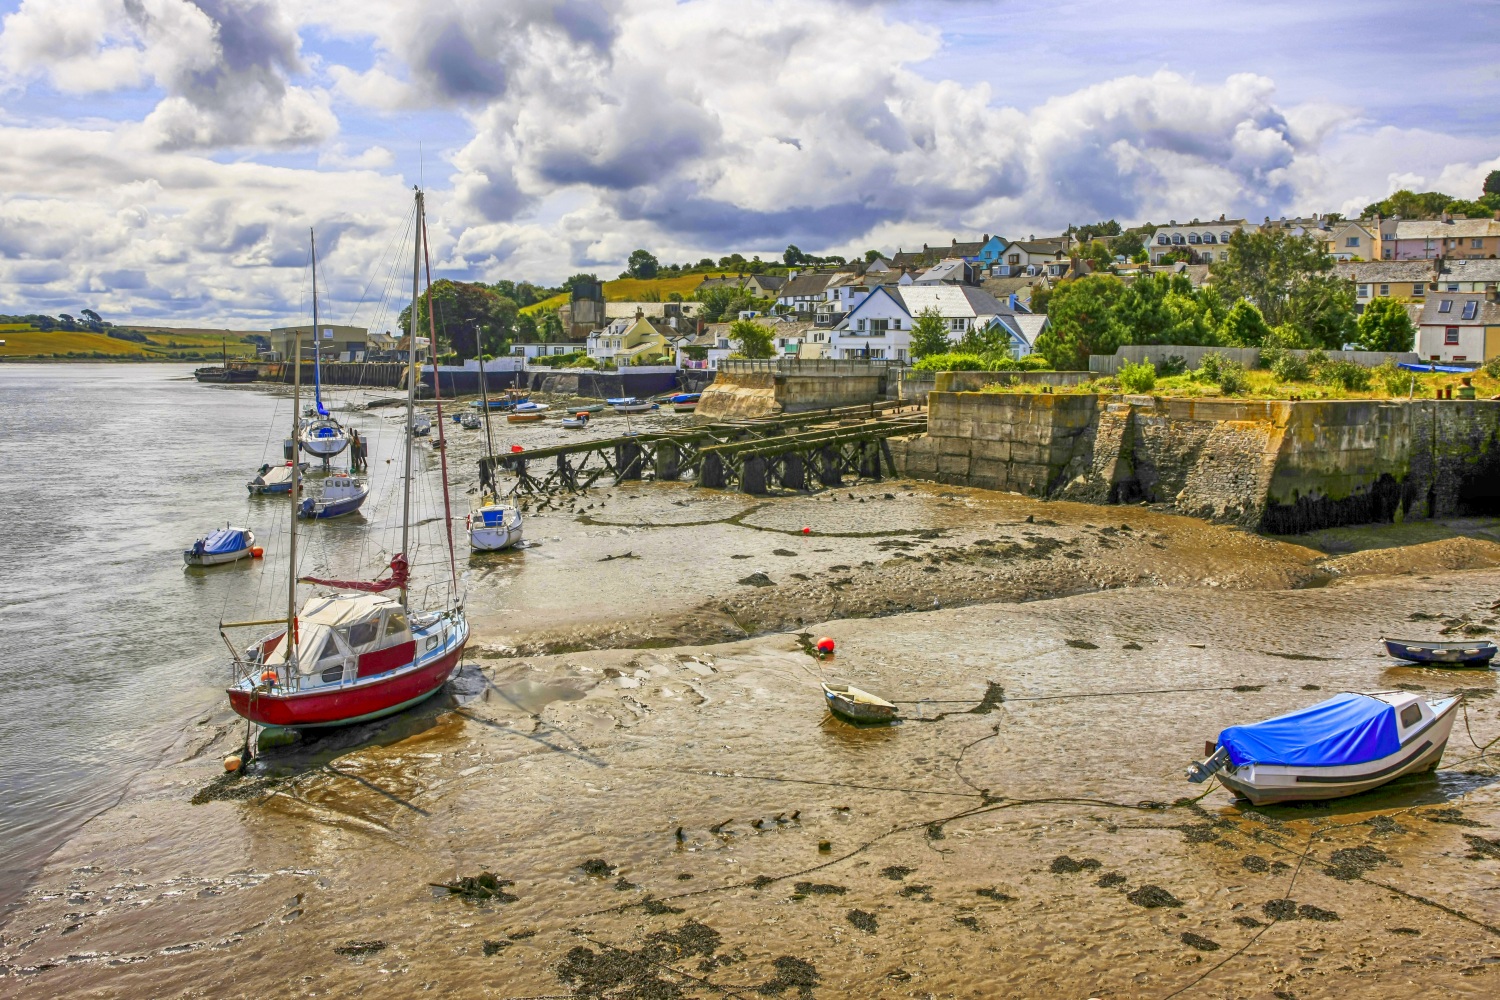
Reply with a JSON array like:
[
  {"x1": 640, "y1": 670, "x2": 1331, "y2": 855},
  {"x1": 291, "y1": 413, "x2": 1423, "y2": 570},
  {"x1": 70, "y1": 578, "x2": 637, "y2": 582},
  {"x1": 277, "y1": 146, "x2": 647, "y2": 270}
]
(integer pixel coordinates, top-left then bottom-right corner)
[
  {"x1": 894, "y1": 390, "x2": 1500, "y2": 531},
  {"x1": 696, "y1": 371, "x2": 886, "y2": 420}
]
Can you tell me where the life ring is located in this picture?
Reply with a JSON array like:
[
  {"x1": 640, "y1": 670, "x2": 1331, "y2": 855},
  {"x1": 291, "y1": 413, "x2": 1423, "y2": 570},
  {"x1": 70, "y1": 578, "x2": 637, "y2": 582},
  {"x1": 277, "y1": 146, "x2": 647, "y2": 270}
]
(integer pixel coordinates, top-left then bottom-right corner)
[{"x1": 260, "y1": 670, "x2": 279, "y2": 686}]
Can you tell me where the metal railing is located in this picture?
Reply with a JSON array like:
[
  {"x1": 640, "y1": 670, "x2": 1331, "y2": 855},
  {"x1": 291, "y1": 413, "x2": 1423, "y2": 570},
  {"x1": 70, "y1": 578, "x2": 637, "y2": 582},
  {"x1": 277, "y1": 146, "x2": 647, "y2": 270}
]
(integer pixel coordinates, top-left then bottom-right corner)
[{"x1": 717, "y1": 358, "x2": 906, "y2": 375}]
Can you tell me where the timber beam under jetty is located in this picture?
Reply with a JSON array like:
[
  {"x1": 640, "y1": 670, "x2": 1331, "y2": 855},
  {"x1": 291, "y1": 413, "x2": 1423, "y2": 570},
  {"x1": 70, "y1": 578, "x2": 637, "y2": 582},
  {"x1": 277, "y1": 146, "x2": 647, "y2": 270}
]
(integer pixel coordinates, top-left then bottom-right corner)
[{"x1": 477, "y1": 400, "x2": 926, "y2": 497}]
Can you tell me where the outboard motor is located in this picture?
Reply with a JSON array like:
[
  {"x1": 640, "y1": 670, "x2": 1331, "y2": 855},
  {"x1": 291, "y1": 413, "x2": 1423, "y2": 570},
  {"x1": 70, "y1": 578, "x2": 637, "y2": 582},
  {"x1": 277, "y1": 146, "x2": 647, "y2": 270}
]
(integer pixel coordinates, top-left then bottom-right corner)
[{"x1": 1186, "y1": 746, "x2": 1230, "y2": 784}]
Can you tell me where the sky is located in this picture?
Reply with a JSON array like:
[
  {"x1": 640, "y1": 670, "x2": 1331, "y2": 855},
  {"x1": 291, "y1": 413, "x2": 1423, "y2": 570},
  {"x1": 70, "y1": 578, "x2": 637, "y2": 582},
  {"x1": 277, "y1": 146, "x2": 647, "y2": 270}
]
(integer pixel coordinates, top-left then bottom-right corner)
[{"x1": 0, "y1": 0, "x2": 1497, "y2": 328}]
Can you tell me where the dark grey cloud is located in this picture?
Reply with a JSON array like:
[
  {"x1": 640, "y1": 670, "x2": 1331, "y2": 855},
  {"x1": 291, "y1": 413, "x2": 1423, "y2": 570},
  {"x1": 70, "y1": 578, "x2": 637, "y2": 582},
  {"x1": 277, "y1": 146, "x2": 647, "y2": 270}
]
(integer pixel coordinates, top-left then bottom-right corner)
[
  {"x1": 611, "y1": 181, "x2": 907, "y2": 245},
  {"x1": 418, "y1": 22, "x2": 507, "y2": 102}
]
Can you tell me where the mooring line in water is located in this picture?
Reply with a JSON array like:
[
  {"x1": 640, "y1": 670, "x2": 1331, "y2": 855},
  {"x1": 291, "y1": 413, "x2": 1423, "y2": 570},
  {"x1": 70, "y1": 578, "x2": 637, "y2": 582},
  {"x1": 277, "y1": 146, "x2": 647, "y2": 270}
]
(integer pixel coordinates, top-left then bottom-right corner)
[{"x1": 320, "y1": 764, "x2": 429, "y2": 817}]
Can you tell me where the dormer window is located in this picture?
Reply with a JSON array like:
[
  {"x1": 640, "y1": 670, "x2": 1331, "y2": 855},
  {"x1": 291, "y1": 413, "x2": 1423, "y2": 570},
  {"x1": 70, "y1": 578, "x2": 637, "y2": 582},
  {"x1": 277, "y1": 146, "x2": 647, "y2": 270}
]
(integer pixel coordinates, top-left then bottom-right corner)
[
  {"x1": 1172, "y1": 234, "x2": 1185, "y2": 245},
  {"x1": 1202, "y1": 233, "x2": 1216, "y2": 244},
  {"x1": 1156, "y1": 235, "x2": 1169, "y2": 245},
  {"x1": 1188, "y1": 233, "x2": 1201, "y2": 244},
  {"x1": 1220, "y1": 232, "x2": 1231, "y2": 243}
]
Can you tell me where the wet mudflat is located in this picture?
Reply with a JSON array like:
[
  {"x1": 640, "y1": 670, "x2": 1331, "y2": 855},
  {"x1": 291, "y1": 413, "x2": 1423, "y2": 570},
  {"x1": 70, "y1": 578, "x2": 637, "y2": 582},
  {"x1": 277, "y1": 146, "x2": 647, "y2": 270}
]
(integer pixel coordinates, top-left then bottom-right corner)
[{"x1": 6, "y1": 563, "x2": 1500, "y2": 998}]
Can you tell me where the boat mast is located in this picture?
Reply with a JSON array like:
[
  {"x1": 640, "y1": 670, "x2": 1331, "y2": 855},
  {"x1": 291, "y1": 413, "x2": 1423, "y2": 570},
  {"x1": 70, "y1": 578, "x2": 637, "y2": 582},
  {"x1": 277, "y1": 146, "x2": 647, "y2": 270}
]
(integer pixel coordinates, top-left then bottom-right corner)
[
  {"x1": 401, "y1": 190, "x2": 421, "y2": 608},
  {"x1": 477, "y1": 327, "x2": 495, "y2": 469},
  {"x1": 287, "y1": 319, "x2": 302, "y2": 672}
]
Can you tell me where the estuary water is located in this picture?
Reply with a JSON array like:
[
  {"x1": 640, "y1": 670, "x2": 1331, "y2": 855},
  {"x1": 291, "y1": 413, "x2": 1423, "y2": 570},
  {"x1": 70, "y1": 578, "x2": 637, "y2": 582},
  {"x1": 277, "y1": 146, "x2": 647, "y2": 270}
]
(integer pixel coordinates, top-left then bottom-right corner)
[{"x1": 0, "y1": 363, "x2": 435, "y2": 912}]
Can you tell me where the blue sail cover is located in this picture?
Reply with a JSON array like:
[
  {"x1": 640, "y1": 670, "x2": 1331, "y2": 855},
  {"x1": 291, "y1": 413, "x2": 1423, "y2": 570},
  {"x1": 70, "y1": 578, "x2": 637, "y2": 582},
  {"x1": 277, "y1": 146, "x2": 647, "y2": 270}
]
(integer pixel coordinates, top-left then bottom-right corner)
[
  {"x1": 1219, "y1": 693, "x2": 1401, "y2": 768},
  {"x1": 313, "y1": 337, "x2": 329, "y2": 416},
  {"x1": 201, "y1": 528, "x2": 250, "y2": 554}
]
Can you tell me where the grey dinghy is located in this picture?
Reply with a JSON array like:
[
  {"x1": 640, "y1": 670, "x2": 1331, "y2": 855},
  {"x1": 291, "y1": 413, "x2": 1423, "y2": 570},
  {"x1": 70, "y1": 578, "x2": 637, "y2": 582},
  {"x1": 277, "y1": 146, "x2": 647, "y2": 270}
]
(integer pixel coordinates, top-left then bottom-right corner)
[
  {"x1": 823, "y1": 683, "x2": 899, "y2": 724},
  {"x1": 1187, "y1": 691, "x2": 1460, "y2": 805}
]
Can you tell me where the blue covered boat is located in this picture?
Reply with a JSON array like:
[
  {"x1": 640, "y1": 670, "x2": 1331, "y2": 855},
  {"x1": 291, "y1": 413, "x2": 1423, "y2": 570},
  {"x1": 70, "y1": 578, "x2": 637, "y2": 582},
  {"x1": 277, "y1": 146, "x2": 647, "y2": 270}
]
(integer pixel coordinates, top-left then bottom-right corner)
[
  {"x1": 1186, "y1": 691, "x2": 1461, "y2": 804},
  {"x1": 298, "y1": 474, "x2": 369, "y2": 519},
  {"x1": 184, "y1": 526, "x2": 255, "y2": 566}
]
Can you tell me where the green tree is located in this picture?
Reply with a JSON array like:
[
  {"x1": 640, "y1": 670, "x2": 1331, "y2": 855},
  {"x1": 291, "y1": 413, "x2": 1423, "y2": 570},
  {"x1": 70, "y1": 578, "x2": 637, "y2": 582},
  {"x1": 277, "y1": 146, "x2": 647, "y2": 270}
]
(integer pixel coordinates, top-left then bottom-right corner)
[
  {"x1": 1111, "y1": 230, "x2": 1145, "y2": 260},
  {"x1": 1115, "y1": 272, "x2": 1217, "y2": 345},
  {"x1": 694, "y1": 285, "x2": 766, "y2": 323},
  {"x1": 1210, "y1": 229, "x2": 1353, "y2": 347},
  {"x1": 514, "y1": 312, "x2": 538, "y2": 342},
  {"x1": 626, "y1": 249, "x2": 659, "y2": 279},
  {"x1": 1286, "y1": 275, "x2": 1357, "y2": 348},
  {"x1": 538, "y1": 310, "x2": 564, "y2": 343},
  {"x1": 1355, "y1": 297, "x2": 1416, "y2": 352},
  {"x1": 1030, "y1": 274, "x2": 1125, "y2": 370},
  {"x1": 908, "y1": 307, "x2": 952, "y2": 358},
  {"x1": 729, "y1": 319, "x2": 774, "y2": 359},
  {"x1": 399, "y1": 279, "x2": 519, "y2": 359},
  {"x1": 1485, "y1": 170, "x2": 1500, "y2": 198},
  {"x1": 783, "y1": 245, "x2": 804, "y2": 266},
  {"x1": 1362, "y1": 189, "x2": 1455, "y2": 219},
  {"x1": 864, "y1": 249, "x2": 884, "y2": 264},
  {"x1": 562, "y1": 273, "x2": 600, "y2": 296},
  {"x1": 1219, "y1": 299, "x2": 1272, "y2": 346}
]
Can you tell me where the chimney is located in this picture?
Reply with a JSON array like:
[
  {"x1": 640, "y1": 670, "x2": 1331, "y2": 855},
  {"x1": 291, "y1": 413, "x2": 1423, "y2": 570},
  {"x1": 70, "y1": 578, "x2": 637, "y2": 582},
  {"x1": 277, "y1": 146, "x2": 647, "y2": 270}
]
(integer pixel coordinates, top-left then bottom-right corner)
[
  {"x1": 983, "y1": 233, "x2": 990, "y2": 243},
  {"x1": 1219, "y1": 213, "x2": 1226, "y2": 222}
]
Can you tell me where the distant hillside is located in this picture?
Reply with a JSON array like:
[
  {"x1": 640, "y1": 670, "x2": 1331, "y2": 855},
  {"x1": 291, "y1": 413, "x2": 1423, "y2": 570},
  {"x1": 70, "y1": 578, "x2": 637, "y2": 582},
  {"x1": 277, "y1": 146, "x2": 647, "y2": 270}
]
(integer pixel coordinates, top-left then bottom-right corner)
[
  {"x1": 520, "y1": 272, "x2": 738, "y2": 315},
  {"x1": 0, "y1": 324, "x2": 264, "y2": 360}
]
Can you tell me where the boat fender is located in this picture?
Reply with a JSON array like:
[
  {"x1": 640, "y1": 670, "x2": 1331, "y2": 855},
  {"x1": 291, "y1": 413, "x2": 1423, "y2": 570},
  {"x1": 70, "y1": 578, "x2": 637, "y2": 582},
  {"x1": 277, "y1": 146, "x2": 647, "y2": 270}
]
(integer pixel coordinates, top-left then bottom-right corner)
[
  {"x1": 511, "y1": 445, "x2": 524, "y2": 453},
  {"x1": 259, "y1": 670, "x2": 279, "y2": 687},
  {"x1": 251, "y1": 546, "x2": 265, "y2": 559},
  {"x1": 223, "y1": 754, "x2": 242, "y2": 773},
  {"x1": 816, "y1": 637, "x2": 836, "y2": 657}
]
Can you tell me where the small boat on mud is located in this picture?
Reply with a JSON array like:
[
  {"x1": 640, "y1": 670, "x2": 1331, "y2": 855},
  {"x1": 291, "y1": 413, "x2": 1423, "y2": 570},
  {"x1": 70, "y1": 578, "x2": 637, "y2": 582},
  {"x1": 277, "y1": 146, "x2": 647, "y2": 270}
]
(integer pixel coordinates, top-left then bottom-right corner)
[
  {"x1": 299, "y1": 415, "x2": 349, "y2": 459},
  {"x1": 195, "y1": 339, "x2": 257, "y2": 383},
  {"x1": 513, "y1": 401, "x2": 549, "y2": 413},
  {"x1": 185, "y1": 526, "x2": 255, "y2": 566},
  {"x1": 570, "y1": 403, "x2": 605, "y2": 414},
  {"x1": 1383, "y1": 637, "x2": 1497, "y2": 667},
  {"x1": 468, "y1": 502, "x2": 523, "y2": 551},
  {"x1": 299, "y1": 474, "x2": 368, "y2": 519},
  {"x1": 507, "y1": 411, "x2": 544, "y2": 423},
  {"x1": 1186, "y1": 690, "x2": 1461, "y2": 805},
  {"x1": 609, "y1": 396, "x2": 657, "y2": 414},
  {"x1": 460, "y1": 411, "x2": 483, "y2": 429},
  {"x1": 671, "y1": 392, "x2": 700, "y2": 412},
  {"x1": 823, "y1": 682, "x2": 899, "y2": 724},
  {"x1": 561, "y1": 412, "x2": 591, "y2": 429},
  {"x1": 411, "y1": 413, "x2": 432, "y2": 436},
  {"x1": 247, "y1": 461, "x2": 307, "y2": 495}
]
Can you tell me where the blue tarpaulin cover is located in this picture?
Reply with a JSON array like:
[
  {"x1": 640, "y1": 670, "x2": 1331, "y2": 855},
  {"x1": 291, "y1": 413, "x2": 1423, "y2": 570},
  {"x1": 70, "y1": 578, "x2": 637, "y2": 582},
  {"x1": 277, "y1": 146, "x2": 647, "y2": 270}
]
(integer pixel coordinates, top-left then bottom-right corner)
[
  {"x1": 201, "y1": 528, "x2": 250, "y2": 555},
  {"x1": 1399, "y1": 362, "x2": 1473, "y2": 374},
  {"x1": 1218, "y1": 693, "x2": 1401, "y2": 768},
  {"x1": 477, "y1": 508, "x2": 510, "y2": 527}
]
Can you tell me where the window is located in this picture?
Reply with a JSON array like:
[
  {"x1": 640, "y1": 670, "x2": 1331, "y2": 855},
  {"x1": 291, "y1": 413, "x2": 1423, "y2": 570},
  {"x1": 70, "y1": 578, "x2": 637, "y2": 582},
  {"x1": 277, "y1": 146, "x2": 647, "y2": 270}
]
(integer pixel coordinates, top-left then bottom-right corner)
[
  {"x1": 1172, "y1": 234, "x2": 1185, "y2": 245},
  {"x1": 1346, "y1": 236, "x2": 1360, "y2": 247},
  {"x1": 1425, "y1": 239, "x2": 1436, "y2": 250},
  {"x1": 1188, "y1": 233, "x2": 1200, "y2": 244},
  {"x1": 1446, "y1": 327, "x2": 1460, "y2": 345},
  {"x1": 1412, "y1": 284, "x2": 1425, "y2": 296},
  {"x1": 348, "y1": 620, "x2": 379, "y2": 649},
  {"x1": 1356, "y1": 284, "x2": 1369, "y2": 297},
  {"x1": 1008, "y1": 254, "x2": 1020, "y2": 264},
  {"x1": 868, "y1": 349, "x2": 884, "y2": 359},
  {"x1": 1379, "y1": 283, "x2": 1390, "y2": 296},
  {"x1": 1463, "y1": 301, "x2": 1479, "y2": 320},
  {"x1": 870, "y1": 319, "x2": 889, "y2": 335},
  {"x1": 856, "y1": 318, "x2": 866, "y2": 332},
  {"x1": 1400, "y1": 703, "x2": 1422, "y2": 729},
  {"x1": 1383, "y1": 248, "x2": 1393, "y2": 259},
  {"x1": 1474, "y1": 239, "x2": 1485, "y2": 249},
  {"x1": 892, "y1": 319, "x2": 902, "y2": 330},
  {"x1": 1439, "y1": 299, "x2": 1453, "y2": 313},
  {"x1": 949, "y1": 317, "x2": 968, "y2": 332},
  {"x1": 1447, "y1": 284, "x2": 1459, "y2": 292},
  {"x1": 1202, "y1": 233, "x2": 1216, "y2": 244},
  {"x1": 1219, "y1": 251, "x2": 1228, "y2": 261},
  {"x1": 1221, "y1": 232, "x2": 1232, "y2": 243},
  {"x1": 1156, "y1": 235, "x2": 1169, "y2": 245},
  {"x1": 384, "y1": 612, "x2": 409, "y2": 637}
]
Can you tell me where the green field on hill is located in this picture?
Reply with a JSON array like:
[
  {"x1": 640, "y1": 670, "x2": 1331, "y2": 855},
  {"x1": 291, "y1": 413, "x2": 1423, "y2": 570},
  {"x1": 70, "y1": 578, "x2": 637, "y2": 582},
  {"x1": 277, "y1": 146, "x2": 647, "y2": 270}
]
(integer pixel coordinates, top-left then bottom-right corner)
[
  {"x1": 520, "y1": 273, "x2": 735, "y2": 315},
  {"x1": 0, "y1": 326, "x2": 261, "y2": 360}
]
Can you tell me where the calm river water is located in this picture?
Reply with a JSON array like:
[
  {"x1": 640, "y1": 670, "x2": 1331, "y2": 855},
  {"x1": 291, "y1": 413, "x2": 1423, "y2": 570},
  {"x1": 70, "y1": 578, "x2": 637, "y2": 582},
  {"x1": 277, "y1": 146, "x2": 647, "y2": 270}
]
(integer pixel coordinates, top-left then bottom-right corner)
[{"x1": 0, "y1": 363, "x2": 440, "y2": 911}]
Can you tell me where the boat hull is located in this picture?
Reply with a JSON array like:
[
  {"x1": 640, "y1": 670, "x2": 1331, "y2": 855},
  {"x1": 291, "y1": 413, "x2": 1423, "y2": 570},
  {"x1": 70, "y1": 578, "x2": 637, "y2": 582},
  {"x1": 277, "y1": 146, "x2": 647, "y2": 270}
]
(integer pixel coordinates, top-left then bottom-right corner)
[
  {"x1": 299, "y1": 492, "x2": 368, "y2": 519},
  {"x1": 300, "y1": 437, "x2": 349, "y2": 458},
  {"x1": 612, "y1": 403, "x2": 654, "y2": 413},
  {"x1": 673, "y1": 403, "x2": 698, "y2": 412},
  {"x1": 823, "y1": 688, "x2": 898, "y2": 724},
  {"x1": 184, "y1": 546, "x2": 253, "y2": 566},
  {"x1": 507, "y1": 413, "x2": 544, "y2": 423},
  {"x1": 228, "y1": 640, "x2": 465, "y2": 729},
  {"x1": 1217, "y1": 698, "x2": 1460, "y2": 805},
  {"x1": 1383, "y1": 638, "x2": 1496, "y2": 666}
]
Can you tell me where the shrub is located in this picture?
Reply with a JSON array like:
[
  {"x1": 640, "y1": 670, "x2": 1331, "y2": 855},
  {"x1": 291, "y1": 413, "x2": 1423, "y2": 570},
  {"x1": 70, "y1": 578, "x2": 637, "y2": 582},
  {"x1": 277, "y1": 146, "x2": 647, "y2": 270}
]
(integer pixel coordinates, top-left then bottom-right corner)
[
  {"x1": 912, "y1": 352, "x2": 987, "y2": 372},
  {"x1": 1269, "y1": 349, "x2": 1310, "y2": 382},
  {"x1": 1374, "y1": 359, "x2": 1415, "y2": 397},
  {"x1": 1118, "y1": 360, "x2": 1157, "y2": 393},
  {"x1": 1484, "y1": 356, "x2": 1500, "y2": 379},
  {"x1": 1158, "y1": 354, "x2": 1188, "y2": 376},
  {"x1": 1216, "y1": 362, "x2": 1249, "y2": 395},
  {"x1": 1197, "y1": 351, "x2": 1229, "y2": 382},
  {"x1": 1317, "y1": 359, "x2": 1372, "y2": 391},
  {"x1": 1015, "y1": 354, "x2": 1052, "y2": 371}
]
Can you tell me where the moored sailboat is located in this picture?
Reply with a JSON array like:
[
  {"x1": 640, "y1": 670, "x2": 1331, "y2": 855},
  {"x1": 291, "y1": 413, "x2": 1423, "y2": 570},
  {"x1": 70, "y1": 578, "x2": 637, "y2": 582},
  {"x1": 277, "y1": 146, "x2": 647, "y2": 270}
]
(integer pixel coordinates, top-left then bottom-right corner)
[
  {"x1": 219, "y1": 198, "x2": 469, "y2": 730},
  {"x1": 466, "y1": 352, "x2": 524, "y2": 552}
]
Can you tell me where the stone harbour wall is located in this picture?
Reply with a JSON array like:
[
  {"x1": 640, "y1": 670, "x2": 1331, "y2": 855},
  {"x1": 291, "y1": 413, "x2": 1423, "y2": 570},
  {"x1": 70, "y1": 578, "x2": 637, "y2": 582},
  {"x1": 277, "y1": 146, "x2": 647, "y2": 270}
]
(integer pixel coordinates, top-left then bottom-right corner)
[
  {"x1": 893, "y1": 390, "x2": 1500, "y2": 532},
  {"x1": 696, "y1": 371, "x2": 887, "y2": 420}
]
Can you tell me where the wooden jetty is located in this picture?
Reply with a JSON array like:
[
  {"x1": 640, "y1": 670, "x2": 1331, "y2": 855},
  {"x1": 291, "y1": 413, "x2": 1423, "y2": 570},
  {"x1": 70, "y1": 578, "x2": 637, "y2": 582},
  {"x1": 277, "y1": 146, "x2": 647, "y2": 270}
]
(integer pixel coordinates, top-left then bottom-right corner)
[{"x1": 478, "y1": 401, "x2": 926, "y2": 497}]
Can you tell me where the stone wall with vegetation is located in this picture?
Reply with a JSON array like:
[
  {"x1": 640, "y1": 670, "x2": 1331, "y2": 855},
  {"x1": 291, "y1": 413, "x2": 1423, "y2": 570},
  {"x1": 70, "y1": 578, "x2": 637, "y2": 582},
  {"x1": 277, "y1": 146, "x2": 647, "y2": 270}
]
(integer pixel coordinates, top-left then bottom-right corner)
[{"x1": 894, "y1": 390, "x2": 1500, "y2": 532}]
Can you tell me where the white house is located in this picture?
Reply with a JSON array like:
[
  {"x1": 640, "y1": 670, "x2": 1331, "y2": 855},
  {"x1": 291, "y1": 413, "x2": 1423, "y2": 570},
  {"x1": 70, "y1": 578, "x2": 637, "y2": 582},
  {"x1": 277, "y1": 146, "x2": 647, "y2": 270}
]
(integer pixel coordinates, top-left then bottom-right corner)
[
  {"x1": 828, "y1": 285, "x2": 1034, "y2": 360},
  {"x1": 1417, "y1": 292, "x2": 1500, "y2": 364},
  {"x1": 1149, "y1": 217, "x2": 1258, "y2": 263},
  {"x1": 994, "y1": 238, "x2": 1068, "y2": 276}
]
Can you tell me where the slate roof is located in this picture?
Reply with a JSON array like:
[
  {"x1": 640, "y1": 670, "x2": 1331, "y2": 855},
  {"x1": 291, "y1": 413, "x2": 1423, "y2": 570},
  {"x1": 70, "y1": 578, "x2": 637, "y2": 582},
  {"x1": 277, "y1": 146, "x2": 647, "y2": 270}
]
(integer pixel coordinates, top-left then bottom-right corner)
[
  {"x1": 1393, "y1": 218, "x2": 1500, "y2": 240},
  {"x1": 778, "y1": 272, "x2": 835, "y2": 299},
  {"x1": 1334, "y1": 260, "x2": 1440, "y2": 283},
  {"x1": 1439, "y1": 259, "x2": 1500, "y2": 283},
  {"x1": 1420, "y1": 292, "x2": 1500, "y2": 325}
]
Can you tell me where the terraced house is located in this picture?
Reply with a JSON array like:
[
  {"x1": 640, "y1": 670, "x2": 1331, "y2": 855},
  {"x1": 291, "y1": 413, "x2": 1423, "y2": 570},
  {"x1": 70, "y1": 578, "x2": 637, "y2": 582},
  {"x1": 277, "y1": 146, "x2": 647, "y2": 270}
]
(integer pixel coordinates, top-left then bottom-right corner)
[
  {"x1": 828, "y1": 285, "x2": 1040, "y2": 361},
  {"x1": 1418, "y1": 291, "x2": 1500, "y2": 363},
  {"x1": 1149, "y1": 217, "x2": 1257, "y2": 263},
  {"x1": 1383, "y1": 216, "x2": 1500, "y2": 260}
]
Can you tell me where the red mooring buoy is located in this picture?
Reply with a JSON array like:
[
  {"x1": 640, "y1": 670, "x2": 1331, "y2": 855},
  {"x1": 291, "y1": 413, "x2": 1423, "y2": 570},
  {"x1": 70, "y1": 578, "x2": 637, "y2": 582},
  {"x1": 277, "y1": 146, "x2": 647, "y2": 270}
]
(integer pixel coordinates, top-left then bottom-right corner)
[
  {"x1": 816, "y1": 637, "x2": 836, "y2": 656},
  {"x1": 801, "y1": 526, "x2": 812, "y2": 535}
]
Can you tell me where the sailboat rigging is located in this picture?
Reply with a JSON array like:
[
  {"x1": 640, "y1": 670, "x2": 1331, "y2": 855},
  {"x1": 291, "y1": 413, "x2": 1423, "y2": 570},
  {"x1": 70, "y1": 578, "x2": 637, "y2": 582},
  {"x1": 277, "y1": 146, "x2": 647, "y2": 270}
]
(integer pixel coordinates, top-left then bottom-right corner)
[{"x1": 218, "y1": 192, "x2": 469, "y2": 729}]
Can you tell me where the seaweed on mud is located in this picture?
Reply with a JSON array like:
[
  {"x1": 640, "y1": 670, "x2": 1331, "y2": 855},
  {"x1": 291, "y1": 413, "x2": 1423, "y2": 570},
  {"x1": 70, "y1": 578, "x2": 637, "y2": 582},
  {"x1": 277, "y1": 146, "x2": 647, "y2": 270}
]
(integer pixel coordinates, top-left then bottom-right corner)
[
  {"x1": 1122, "y1": 642, "x2": 1143, "y2": 650},
  {"x1": 190, "y1": 769, "x2": 283, "y2": 805},
  {"x1": 1298, "y1": 904, "x2": 1340, "y2": 922},
  {"x1": 1368, "y1": 815, "x2": 1406, "y2": 836},
  {"x1": 642, "y1": 897, "x2": 686, "y2": 915},
  {"x1": 757, "y1": 956, "x2": 821, "y2": 997},
  {"x1": 1388, "y1": 927, "x2": 1421, "y2": 935},
  {"x1": 955, "y1": 915, "x2": 981, "y2": 931},
  {"x1": 334, "y1": 940, "x2": 386, "y2": 956},
  {"x1": 846, "y1": 909, "x2": 878, "y2": 933},
  {"x1": 1324, "y1": 846, "x2": 1395, "y2": 881},
  {"x1": 1181, "y1": 932, "x2": 1220, "y2": 952},
  {"x1": 483, "y1": 939, "x2": 510, "y2": 956},
  {"x1": 558, "y1": 944, "x2": 680, "y2": 999},
  {"x1": 967, "y1": 683, "x2": 1006, "y2": 715},
  {"x1": 1426, "y1": 808, "x2": 1482, "y2": 827},
  {"x1": 1233, "y1": 916, "x2": 1265, "y2": 928},
  {"x1": 880, "y1": 866, "x2": 914, "y2": 881},
  {"x1": 1232, "y1": 684, "x2": 1264, "y2": 692},
  {"x1": 1241, "y1": 855, "x2": 1270, "y2": 873},
  {"x1": 749, "y1": 876, "x2": 777, "y2": 890},
  {"x1": 1065, "y1": 638, "x2": 1099, "y2": 650},
  {"x1": 1181, "y1": 824, "x2": 1220, "y2": 844},
  {"x1": 975, "y1": 888, "x2": 1015, "y2": 901},
  {"x1": 897, "y1": 884, "x2": 933, "y2": 900},
  {"x1": 1050, "y1": 856, "x2": 1102, "y2": 874},
  {"x1": 1096, "y1": 873, "x2": 1126, "y2": 888},
  {"x1": 1263, "y1": 899, "x2": 1339, "y2": 922},
  {"x1": 926, "y1": 823, "x2": 946, "y2": 841},
  {"x1": 1126, "y1": 885, "x2": 1182, "y2": 908},
  {"x1": 433, "y1": 872, "x2": 518, "y2": 904},
  {"x1": 793, "y1": 882, "x2": 846, "y2": 896},
  {"x1": 580, "y1": 859, "x2": 618, "y2": 878},
  {"x1": 738, "y1": 573, "x2": 775, "y2": 588},
  {"x1": 1463, "y1": 834, "x2": 1500, "y2": 860}
]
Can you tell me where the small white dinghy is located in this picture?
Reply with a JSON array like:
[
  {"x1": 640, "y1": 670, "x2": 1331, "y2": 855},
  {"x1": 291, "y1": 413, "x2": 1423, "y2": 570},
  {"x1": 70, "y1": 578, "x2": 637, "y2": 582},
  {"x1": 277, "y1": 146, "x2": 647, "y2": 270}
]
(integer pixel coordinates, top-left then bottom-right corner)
[
  {"x1": 459, "y1": 411, "x2": 482, "y2": 429},
  {"x1": 823, "y1": 682, "x2": 898, "y2": 724},
  {"x1": 561, "y1": 411, "x2": 591, "y2": 429},
  {"x1": 185, "y1": 526, "x2": 255, "y2": 566},
  {"x1": 468, "y1": 500, "x2": 523, "y2": 551},
  {"x1": 411, "y1": 412, "x2": 432, "y2": 436},
  {"x1": 1187, "y1": 691, "x2": 1461, "y2": 805}
]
